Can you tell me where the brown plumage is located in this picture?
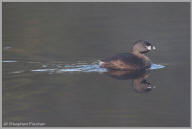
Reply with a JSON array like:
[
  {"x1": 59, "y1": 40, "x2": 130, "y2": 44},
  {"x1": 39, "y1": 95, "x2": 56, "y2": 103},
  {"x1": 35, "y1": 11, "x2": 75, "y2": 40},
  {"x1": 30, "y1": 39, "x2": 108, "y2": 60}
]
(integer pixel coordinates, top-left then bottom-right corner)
[{"x1": 99, "y1": 40, "x2": 156, "y2": 70}]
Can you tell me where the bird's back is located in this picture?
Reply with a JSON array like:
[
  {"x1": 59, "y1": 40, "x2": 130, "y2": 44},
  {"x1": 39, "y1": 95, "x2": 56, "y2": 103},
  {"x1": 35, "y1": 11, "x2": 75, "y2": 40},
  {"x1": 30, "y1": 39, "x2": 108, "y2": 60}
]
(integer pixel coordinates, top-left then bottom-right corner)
[{"x1": 100, "y1": 53, "x2": 146, "y2": 70}]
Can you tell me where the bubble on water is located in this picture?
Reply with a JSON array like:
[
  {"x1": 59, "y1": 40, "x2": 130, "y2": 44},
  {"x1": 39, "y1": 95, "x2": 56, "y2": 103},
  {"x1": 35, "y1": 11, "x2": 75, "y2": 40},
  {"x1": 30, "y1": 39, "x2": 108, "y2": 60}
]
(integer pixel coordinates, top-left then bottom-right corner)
[
  {"x1": 42, "y1": 65, "x2": 47, "y2": 68},
  {"x1": 12, "y1": 70, "x2": 24, "y2": 74}
]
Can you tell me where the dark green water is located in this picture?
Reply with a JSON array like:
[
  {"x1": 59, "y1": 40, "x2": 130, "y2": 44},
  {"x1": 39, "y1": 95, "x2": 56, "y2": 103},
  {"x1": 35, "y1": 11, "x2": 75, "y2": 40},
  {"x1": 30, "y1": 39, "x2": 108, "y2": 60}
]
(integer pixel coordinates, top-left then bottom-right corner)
[{"x1": 2, "y1": 2, "x2": 190, "y2": 127}]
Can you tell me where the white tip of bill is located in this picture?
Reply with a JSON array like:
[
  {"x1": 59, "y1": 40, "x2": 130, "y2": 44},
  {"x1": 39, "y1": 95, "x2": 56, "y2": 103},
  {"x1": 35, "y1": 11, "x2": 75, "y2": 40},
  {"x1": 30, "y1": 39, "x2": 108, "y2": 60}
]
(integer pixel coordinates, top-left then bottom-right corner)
[{"x1": 152, "y1": 46, "x2": 156, "y2": 50}]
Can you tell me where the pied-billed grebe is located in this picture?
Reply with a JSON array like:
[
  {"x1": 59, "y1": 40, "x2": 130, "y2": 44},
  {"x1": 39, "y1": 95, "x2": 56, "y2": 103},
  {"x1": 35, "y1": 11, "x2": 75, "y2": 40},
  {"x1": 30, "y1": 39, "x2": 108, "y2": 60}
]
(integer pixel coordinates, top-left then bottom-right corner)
[{"x1": 99, "y1": 40, "x2": 156, "y2": 70}]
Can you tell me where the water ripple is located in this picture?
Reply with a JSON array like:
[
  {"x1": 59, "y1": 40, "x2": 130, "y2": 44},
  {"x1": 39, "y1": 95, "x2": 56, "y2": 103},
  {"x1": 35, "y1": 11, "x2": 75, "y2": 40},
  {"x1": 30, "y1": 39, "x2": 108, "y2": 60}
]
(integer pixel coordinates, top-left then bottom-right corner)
[
  {"x1": 31, "y1": 63, "x2": 165, "y2": 74},
  {"x1": 150, "y1": 63, "x2": 165, "y2": 70},
  {"x1": 2, "y1": 60, "x2": 165, "y2": 74}
]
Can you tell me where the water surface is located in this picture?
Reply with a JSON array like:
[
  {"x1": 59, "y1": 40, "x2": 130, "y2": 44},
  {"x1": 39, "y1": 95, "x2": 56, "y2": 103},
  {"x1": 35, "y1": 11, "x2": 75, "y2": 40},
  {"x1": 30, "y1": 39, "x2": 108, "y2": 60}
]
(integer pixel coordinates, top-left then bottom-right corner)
[{"x1": 2, "y1": 2, "x2": 190, "y2": 127}]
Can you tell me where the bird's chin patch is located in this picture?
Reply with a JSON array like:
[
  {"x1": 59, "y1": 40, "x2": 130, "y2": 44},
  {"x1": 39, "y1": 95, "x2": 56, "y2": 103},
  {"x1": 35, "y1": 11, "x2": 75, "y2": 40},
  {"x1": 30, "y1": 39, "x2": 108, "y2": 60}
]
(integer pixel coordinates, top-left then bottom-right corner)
[{"x1": 140, "y1": 50, "x2": 149, "y2": 54}]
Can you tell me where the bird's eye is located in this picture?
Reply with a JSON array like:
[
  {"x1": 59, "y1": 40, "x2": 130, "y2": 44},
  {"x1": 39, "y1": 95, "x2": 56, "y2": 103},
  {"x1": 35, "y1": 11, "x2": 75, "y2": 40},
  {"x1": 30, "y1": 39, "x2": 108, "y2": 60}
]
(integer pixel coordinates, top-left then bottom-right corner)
[{"x1": 145, "y1": 42, "x2": 151, "y2": 46}]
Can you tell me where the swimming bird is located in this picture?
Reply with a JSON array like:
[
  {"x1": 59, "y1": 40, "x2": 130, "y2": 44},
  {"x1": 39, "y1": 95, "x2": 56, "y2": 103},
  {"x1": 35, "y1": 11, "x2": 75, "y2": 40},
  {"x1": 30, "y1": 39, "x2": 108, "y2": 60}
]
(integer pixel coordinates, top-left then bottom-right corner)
[{"x1": 99, "y1": 40, "x2": 156, "y2": 70}]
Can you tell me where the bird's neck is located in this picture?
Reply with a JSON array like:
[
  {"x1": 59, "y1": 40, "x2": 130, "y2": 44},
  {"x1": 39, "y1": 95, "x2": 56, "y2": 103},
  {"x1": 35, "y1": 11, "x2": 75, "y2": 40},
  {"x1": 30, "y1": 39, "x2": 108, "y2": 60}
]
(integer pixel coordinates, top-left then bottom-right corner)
[{"x1": 132, "y1": 50, "x2": 151, "y2": 66}]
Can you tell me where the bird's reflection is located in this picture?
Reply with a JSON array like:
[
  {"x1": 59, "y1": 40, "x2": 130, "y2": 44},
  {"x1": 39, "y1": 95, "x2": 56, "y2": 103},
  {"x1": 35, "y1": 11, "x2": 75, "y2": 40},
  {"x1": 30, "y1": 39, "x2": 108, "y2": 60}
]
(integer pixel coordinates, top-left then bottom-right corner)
[{"x1": 104, "y1": 69, "x2": 153, "y2": 93}]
